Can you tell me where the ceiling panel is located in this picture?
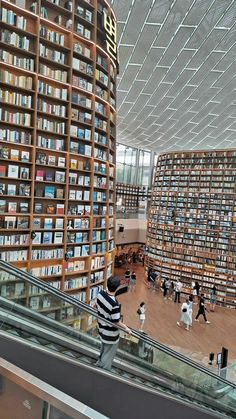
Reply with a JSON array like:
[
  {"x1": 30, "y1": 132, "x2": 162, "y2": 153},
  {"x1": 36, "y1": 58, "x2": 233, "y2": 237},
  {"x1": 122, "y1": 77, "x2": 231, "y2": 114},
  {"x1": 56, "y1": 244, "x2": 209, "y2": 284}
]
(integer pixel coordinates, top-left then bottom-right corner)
[{"x1": 108, "y1": 0, "x2": 236, "y2": 151}]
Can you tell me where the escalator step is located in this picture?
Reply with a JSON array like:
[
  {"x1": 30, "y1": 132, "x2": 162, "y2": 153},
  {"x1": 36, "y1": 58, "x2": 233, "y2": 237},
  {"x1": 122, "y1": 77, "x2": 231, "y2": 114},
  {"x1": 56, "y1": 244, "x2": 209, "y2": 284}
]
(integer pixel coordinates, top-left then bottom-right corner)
[
  {"x1": 8, "y1": 329, "x2": 21, "y2": 336},
  {"x1": 61, "y1": 350, "x2": 77, "y2": 358},
  {"x1": 27, "y1": 337, "x2": 42, "y2": 344},
  {"x1": 78, "y1": 356, "x2": 93, "y2": 364},
  {"x1": 45, "y1": 344, "x2": 61, "y2": 351}
]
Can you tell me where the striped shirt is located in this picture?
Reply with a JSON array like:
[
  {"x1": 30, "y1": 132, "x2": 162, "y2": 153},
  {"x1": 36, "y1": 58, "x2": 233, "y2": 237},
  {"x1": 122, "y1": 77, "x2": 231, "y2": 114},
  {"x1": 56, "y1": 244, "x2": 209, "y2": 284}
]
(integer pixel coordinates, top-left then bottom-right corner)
[{"x1": 96, "y1": 290, "x2": 121, "y2": 344}]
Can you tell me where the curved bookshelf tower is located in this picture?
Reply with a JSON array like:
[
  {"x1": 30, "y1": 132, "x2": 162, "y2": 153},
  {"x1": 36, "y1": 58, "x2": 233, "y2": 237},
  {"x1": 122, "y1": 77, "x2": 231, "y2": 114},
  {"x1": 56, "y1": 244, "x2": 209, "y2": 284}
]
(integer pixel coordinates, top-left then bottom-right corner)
[
  {"x1": 147, "y1": 150, "x2": 236, "y2": 308},
  {"x1": 0, "y1": 0, "x2": 117, "y2": 313}
]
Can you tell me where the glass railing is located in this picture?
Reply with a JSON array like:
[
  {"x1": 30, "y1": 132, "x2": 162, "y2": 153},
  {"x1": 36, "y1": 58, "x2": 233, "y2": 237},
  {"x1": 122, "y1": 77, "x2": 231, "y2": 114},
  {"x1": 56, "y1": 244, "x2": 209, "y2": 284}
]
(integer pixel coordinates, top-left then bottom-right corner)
[
  {"x1": 0, "y1": 260, "x2": 236, "y2": 417},
  {"x1": 0, "y1": 357, "x2": 108, "y2": 419}
]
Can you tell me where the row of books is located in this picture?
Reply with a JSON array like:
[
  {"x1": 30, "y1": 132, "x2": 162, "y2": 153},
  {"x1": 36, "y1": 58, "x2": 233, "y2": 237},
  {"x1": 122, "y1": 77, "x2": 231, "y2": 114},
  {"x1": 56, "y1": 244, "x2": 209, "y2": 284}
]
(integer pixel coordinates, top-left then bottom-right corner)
[
  {"x1": 95, "y1": 101, "x2": 106, "y2": 116},
  {"x1": 0, "y1": 183, "x2": 30, "y2": 197},
  {"x1": 67, "y1": 231, "x2": 89, "y2": 243},
  {"x1": 90, "y1": 270, "x2": 104, "y2": 283},
  {"x1": 32, "y1": 231, "x2": 64, "y2": 244},
  {"x1": 0, "y1": 50, "x2": 34, "y2": 71},
  {"x1": 1, "y1": 8, "x2": 27, "y2": 30},
  {"x1": 0, "y1": 88, "x2": 32, "y2": 108},
  {"x1": 34, "y1": 202, "x2": 64, "y2": 214},
  {"x1": 95, "y1": 84, "x2": 108, "y2": 101},
  {"x1": 94, "y1": 147, "x2": 107, "y2": 161},
  {"x1": 93, "y1": 191, "x2": 106, "y2": 202},
  {"x1": 33, "y1": 217, "x2": 64, "y2": 229},
  {"x1": 70, "y1": 125, "x2": 91, "y2": 140},
  {"x1": 67, "y1": 218, "x2": 89, "y2": 229},
  {"x1": 39, "y1": 63, "x2": 67, "y2": 83},
  {"x1": 37, "y1": 118, "x2": 65, "y2": 134},
  {"x1": 68, "y1": 204, "x2": 90, "y2": 216},
  {"x1": 0, "y1": 249, "x2": 28, "y2": 262},
  {"x1": 0, "y1": 200, "x2": 29, "y2": 214},
  {"x1": 0, "y1": 109, "x2": 31, "y2": 126},
  {"x1": 89, "y1": 285, "x2": 102, "y2": 300},
  {"x1": 0, "y1": 146, "x2": 30, "y2": 161},
  {"x1": 0, "y1": 164, "x2": 30, "y2": 179},
  {"x1": 31, "y1": 264, "x2": 62, "y2": 277},
  {"x1": 37, "y1": 135, "x2": 65, "y2": 151},
  {"x1": 72, "y1": 91, "x2": 92, "y2": 108},
  {"x1": 72, "y1": 74, "x2": 92, "y2": 92},
  {"x1": 36, "y1": 169, "x2": 66, "y2": 182},
  {"x1": 92, "y1": 243, "x2": 106, "y2": 254},
  {"x1": 68, "y1": 189, "x2": 90, "y2": 200},
  {"x1": 0, "y1": 233, "x2": 29, "y2": 246},
  {"x1": 66, "y1": 244, "x2": 90, "y2": 258},
  {"x1": 97, "y1": 53, "x2": 108, "y2": 71},
  {"x1": 38, "y1": 80, "x2": 68, "y2": 101},
  {"x1": 0, "y1": 215, "x2": 29, "y2": 229},
  {"x1": 39, "y1": 26, "x2": 65, "y2": 46},
  {"x1": 39, "y1": 43, "x2": 66, "y2": 65},
  {"x1": 92, "y1": 230, "x2": 106, "y2": 241},
  {"x1": 70, "y1": 141, "x2": 91, "y2": 156},
  {"x1": 94, "y1": 175, "x2": 107, "y2": 188},
  {"x1": 65, "y1": 260, "x2": 86, "y2": 273},
  {"x1": 1, "y1": 29, "x2": 30, "y2": 51},
  {"x1": 36, "y1": 152, "x2": 66, "y2": 167},
  {"x1": 95, "y1": 117, "x2": 107, "y2": 131},
  {"x1": 75, "y1": 22, "x2": 91, "y2": 40},
  {"x1": 71, "y1": 108, "x2": 92, "y2": 124},
  {"x1": 35, "y1": 185, "x2": 64, "y2": 199},
  {"x1": 37, "y1": 99, "x2": 66, "y2": 117},
  {"x1": 76, "y1": 5, "x2": 93, "y2": 23},
  {"x1": 74, "y1": 41, "x2": 91, "y2": 59},
  {"x1": 95, "y1": 69, "x2": 108, "y2": 87},
  {"x1": 72, "y1": 57, "x2": 93, "y2": 76},
  {"x1": 0, "y1": 69, "x2": 33, "y2": 90},
  {"x1": 64, "y1": 276, "x2": 88, "y2": 290},
  {"x1": 69, "y1": 173, "x2": 90, "y2": 186}
]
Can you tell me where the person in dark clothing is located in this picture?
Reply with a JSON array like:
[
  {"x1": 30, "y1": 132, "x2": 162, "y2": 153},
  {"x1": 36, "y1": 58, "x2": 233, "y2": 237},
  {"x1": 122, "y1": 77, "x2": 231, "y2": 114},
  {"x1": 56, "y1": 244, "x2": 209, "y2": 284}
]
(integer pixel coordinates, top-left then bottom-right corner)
[
  {"x1": 195, "y1": 294, "x2": 210, "y2": 324},
  {"x1": 132, "y1": 251, "x2": 137, "y2": 264},
  {"x1": 162, "y1": 279, "x2": 168, "y2": 299}
]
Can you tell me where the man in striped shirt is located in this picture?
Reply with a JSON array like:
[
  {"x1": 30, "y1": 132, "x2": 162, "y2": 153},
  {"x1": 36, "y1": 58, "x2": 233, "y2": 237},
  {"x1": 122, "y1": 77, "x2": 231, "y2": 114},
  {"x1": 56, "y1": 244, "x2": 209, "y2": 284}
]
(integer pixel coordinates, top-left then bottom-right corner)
[{"x1": 96, "y1": 276, "x2": 131, "y2": 371}]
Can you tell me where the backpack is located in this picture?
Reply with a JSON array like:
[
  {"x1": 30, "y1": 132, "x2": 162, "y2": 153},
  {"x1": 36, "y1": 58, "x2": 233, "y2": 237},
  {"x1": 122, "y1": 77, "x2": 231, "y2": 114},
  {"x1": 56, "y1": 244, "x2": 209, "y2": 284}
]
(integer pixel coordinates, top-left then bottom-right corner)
[{"x1": 137, "y1": 308, "x2": 141, "y2": 315}]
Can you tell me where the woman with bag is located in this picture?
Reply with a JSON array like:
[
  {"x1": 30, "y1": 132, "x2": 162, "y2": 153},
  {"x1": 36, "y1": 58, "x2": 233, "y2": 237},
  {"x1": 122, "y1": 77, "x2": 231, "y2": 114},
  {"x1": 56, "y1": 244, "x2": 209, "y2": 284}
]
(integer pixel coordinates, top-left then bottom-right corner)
[{"x1": 177, "y1": 299, "x2": 191, "y2": 331}]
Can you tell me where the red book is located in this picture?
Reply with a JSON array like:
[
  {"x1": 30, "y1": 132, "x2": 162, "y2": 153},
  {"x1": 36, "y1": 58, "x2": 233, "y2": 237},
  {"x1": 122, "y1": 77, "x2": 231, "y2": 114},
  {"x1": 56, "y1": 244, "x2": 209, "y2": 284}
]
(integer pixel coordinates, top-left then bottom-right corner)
[{"x1": 0, "y1": 165, "x2": 6, "y2": 177}]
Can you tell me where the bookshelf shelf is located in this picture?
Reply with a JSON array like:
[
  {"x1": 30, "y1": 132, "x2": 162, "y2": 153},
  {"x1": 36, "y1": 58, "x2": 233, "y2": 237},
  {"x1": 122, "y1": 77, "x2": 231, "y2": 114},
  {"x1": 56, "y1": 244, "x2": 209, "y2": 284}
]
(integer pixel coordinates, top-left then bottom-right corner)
[
  {"x1": 0, "y1": 0, "x2": 117, "y2": 309},
  {"x1": 147, "y1": 150, "x2": 236, "y2": 308}
]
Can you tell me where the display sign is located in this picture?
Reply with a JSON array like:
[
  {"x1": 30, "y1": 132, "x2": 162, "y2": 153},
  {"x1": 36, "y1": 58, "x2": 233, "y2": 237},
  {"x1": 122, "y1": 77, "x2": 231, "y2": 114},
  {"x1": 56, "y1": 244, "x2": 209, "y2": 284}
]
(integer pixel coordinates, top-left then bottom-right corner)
[{"x1": 103, "y1": 11, "x2": 118, "y2": 65}]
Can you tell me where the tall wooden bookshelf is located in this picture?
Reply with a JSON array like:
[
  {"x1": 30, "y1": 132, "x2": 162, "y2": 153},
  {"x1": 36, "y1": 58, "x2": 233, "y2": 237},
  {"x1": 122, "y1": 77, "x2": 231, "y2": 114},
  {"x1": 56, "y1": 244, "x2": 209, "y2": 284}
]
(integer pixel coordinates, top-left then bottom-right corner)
[
  {"x1": 147, "y1": 150, "x2": 236, "y2": 308},
  {"x1": 0, "y1": 0, "x2": 117, "y2": 318}
]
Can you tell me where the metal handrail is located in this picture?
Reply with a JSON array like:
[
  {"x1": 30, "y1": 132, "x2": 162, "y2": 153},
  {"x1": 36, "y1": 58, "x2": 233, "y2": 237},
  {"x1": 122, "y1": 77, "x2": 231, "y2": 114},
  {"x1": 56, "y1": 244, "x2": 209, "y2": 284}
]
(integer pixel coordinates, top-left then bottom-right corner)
[{"x1": 0, "y1": 260, "x2": 235, "y2": 389}]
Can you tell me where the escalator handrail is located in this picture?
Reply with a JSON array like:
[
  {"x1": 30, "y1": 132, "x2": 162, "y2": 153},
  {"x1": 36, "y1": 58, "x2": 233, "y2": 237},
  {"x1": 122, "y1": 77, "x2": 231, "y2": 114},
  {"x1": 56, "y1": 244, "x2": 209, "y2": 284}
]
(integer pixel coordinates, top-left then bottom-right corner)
[{"x1": 0, "y1": 260, "x2": 235, "y2": 389}]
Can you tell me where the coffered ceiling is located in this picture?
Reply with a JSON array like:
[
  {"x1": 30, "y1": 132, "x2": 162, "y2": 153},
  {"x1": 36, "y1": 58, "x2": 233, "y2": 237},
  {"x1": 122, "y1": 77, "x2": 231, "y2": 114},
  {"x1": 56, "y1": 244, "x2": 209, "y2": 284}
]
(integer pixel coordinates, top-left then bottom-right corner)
[{"x1": 109, "y1": 0, "x2": 236, "y2": 152}]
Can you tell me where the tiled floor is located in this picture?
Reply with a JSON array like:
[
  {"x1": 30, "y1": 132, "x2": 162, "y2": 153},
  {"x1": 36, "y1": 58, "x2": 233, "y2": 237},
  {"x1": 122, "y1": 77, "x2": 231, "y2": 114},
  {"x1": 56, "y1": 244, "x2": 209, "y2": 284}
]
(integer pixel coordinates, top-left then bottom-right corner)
[{"x1": 115, "y1": 263, "x2": 236, "y2": 367}]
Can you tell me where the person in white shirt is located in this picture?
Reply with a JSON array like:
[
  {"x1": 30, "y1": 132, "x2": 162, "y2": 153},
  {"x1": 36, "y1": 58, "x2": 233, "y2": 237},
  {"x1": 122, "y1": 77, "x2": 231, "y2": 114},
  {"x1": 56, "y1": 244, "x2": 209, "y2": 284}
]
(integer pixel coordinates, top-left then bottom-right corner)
[
  {"x1": 138, "y1": 302, "x2": 146, "y2": 332},
  {"x1": 177, "y1": 299, "x2": 191, "y2": 331},
  {"x1": 174, "y1": 279, "x2": 182, "y2": 303}
]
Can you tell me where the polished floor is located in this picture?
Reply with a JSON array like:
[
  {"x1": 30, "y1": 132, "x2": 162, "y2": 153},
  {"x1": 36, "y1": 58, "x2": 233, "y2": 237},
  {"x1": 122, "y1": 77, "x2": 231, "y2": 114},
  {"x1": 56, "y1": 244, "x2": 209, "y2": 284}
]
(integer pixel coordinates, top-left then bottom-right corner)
[{"x1": 115, "y1": 263, "x2": 236, "y2": 366}]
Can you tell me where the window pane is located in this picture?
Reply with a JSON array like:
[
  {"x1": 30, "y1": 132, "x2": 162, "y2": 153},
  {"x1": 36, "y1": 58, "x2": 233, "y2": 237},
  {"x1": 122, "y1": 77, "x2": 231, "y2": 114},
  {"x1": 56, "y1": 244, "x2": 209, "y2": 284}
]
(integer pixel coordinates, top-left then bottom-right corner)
[
  {"x1": 143, "y1": 151, "x2": 151, "y2": 166},
  {"x1": 116, "y1": 162, "x2": 124, "y2": 182},
  {"x1": 117, "y1": 144, "x2": 126, "y2": 163}
]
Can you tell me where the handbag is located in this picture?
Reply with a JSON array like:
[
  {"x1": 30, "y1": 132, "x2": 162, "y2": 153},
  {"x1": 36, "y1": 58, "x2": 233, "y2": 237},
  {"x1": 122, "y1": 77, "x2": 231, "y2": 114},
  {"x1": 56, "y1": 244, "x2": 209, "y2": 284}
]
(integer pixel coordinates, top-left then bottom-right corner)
[
  {"x1": 182, "y1": 308, "x2": 187, "y2": 313},
  {"x1": 137, "y1": 308, "x2": 141, "y2": 315}
]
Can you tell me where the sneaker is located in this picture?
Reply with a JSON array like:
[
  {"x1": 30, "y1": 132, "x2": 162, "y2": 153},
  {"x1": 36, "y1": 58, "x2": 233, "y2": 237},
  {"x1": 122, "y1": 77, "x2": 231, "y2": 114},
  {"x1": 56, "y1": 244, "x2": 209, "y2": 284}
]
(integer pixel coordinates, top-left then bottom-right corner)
[
  {"x1": 206, "y1": 321, "x2": 211, "y2": 324},
  {"x1": 177, "y1": 322, "x2": 181, "y2": 327},
  {"x1": 185, "y1": 327, "x2": 189, "y2": 331},
  {"x1": 195, "y1": 319, "x2": 199, "y2": 322}
]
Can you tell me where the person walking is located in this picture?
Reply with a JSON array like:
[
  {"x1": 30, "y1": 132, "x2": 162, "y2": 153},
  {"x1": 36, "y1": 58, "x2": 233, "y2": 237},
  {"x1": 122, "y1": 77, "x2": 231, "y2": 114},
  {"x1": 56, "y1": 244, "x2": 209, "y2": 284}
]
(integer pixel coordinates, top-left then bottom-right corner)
[
  {"x1": 168, "y1": 280, "x2": 175, "y2": 300},
  {"x1": 138, "y1": 302, "x2": 146, "y2": 332},
  {"x1": 210, "y1": 285, "x2": 217, "y2": 312},
  {"x1": 124, "y1": 268, "x2": 131, "y2": 288},
  {"x1": 174, "y1": 279, "x2": 182, "y2": 303},
  {"x1": 187, "y1": 294, "x2": 193, "y2": 326},
  {"x1": 96, "y1": 276, "x2": 131, "y2": 371},
  {"x1": 130, "y1": 271, "x2": 136, "y2": 292},
  {"x1": 193, "y1": 281, "x2": 200, "y2": 304},
  {"x1": 162, "y1": 279, "x2": 168, "y2": 299},
  {"x1": 177, "y1": 299, "x2": 191, "y2": 331},
  {"x1": 195, "y1": 293, "x2": 210, "y2": 324}
]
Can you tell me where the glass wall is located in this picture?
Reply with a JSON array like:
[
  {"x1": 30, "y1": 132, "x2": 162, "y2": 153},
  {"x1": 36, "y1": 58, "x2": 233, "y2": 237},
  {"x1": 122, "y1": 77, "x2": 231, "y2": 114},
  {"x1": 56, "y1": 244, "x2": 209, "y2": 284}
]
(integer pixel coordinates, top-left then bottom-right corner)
[{"x1": 116, "y1": 143, "x2": 152, "y2": 186}]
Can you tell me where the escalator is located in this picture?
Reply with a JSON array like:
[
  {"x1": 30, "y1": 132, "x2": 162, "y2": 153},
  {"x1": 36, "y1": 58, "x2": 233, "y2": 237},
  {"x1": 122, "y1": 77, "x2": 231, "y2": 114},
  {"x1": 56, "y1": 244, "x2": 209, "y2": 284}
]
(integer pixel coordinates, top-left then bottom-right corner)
[{"x1": 0, "y1": 260, "x2": 235, "y2": 419}]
